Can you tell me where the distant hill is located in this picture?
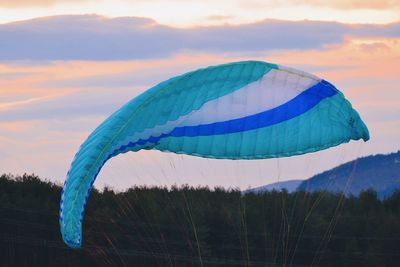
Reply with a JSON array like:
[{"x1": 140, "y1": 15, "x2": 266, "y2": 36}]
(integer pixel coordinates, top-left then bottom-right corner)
[
  {"x1": 298, "y1": 151, "x2": 400, "y2": 198},
  {"x1": 245, "y1": 151, "x2": 400, "y2": 199},
  {"x1": 244, "y1": 180, "x2": 302, "y2": 194}
]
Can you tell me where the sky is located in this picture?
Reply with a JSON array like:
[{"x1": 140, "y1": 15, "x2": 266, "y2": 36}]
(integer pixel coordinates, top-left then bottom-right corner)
[{"x1": 0, "y1": 0, "x2": 399, "y2": 190}]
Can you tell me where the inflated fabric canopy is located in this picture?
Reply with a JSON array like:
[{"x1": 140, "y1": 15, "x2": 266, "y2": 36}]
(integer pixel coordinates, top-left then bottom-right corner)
[{"x1": 60, "y1": 61, "x2": 369, "y2": 248}]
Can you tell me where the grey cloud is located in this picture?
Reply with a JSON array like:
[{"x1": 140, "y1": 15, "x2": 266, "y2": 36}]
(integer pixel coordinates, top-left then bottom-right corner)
[
  {"x1": 0, "y1": 71, "x2": 37, "y2": 79},
  {"x1": 40, "y1": 71, "x2": 157, "y2": 89},
  {"x1": 39, "y1": 63, "x2": 202, "y2": 89},
  {"x1": 0, "y1": 87, "x2": 141, "y2": 121},
  {"x1": 38, "y1": 63, "x2": 356, "y2": 91},
  {"x1": 0, "y1": 15, "x2": 399, "y2": 60}
]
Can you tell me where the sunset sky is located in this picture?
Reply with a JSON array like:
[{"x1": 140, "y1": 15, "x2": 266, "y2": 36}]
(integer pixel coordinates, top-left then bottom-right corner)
[{"x1": 0, "y1": 0, "x2": 399, "y2": 190}]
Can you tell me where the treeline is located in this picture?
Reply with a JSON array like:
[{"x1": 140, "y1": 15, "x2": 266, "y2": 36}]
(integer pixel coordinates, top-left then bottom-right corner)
[{"x1": 1, "y1": 173, "x2": 400, "y2": 267}]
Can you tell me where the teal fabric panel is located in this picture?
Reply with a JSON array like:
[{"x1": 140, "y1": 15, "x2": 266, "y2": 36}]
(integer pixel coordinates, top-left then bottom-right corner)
[
  {"x1": 154, "y1": 93, "x2": 369, "y2": 159},
  {"x1": 59, "y1": 60, "x2": 369, "y2": 249},
  {"x1": 60, "y1": 61, "x2": 275, "y2": 248}
]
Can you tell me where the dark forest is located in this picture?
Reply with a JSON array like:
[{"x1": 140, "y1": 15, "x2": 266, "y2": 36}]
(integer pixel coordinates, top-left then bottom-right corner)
[{"x1": 1, "y1": 173, "x2": 400, "y2": 267}]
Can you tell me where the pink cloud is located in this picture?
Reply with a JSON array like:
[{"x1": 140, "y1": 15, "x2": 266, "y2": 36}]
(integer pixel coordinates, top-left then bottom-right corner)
[
  {"x1": 248, "y1": 0, "x2": 400, "y2": 10},
  {"x1": 0, "y1": 0, "x2": 86, "y2": 8},
  {"x1": 1, "y1": 34, "x2": 399, "y2": 189},
  {"x1": 299, "y1": 0, "x2": 400, "y2": 10}
]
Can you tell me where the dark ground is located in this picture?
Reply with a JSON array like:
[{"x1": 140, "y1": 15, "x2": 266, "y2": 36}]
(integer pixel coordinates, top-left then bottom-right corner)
[{"x1": 1, "y1": 173, "x2": 400, "y2": 267}]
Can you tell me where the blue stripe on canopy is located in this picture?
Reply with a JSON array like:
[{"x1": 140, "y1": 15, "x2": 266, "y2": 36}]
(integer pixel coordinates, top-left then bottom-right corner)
[{"x1": 110, "y1": 79, "x2": 337, "y2": 155}]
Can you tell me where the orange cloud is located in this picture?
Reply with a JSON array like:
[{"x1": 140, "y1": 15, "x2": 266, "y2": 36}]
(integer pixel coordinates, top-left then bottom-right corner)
[
  {"x1": 0, "y1": 96, "x2": 55, "y2": 111},
  {"x1": 1, "y1": 38, "x2": 399, "y2": 188},
  {"x1": 265, "y1": 37, "x2": 400, "y2": 80},
  {"x1": 311, "y1": 0, "x2": 399, "y2": 9},
  {"x1": 1, "y1": 38, "x2": 399, "y2": 121},
  {"x1": 0, "y1": 120, "x2": 36, "y2": 132}
]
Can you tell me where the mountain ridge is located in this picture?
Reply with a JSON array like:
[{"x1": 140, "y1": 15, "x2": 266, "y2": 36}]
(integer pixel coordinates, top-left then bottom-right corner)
[{"x1": 246, "y1": 150, "x2": 400, "y2": 198}]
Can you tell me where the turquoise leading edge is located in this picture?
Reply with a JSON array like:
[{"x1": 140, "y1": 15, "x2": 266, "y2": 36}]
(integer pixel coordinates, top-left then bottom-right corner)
[{"x1": 60, "y1": 61, "x2": 369, "y2": 248}]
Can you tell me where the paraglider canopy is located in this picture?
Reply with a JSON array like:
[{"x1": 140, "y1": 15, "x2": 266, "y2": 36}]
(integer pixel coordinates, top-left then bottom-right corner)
[{"x1": 59, "y1": 60, "x2": 369, "y2": 248}]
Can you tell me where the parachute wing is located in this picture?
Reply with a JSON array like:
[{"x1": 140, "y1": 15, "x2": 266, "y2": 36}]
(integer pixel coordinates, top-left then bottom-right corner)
[{"x1": 60, "y1": 61, "x2": 369, "y2": 248}]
